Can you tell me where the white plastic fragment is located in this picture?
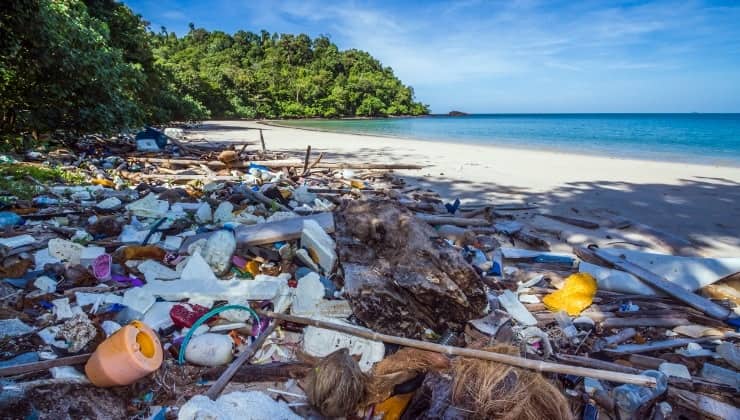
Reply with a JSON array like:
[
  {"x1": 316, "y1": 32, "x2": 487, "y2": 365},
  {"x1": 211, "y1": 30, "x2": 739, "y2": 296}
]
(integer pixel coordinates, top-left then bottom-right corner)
[
  {"x1": 163, "y1": 235, "x2": 184, "y2": 251},
  {"x1": 178, "y1": 391, "x2": 301, "y2": 420},
  {"x1": 292, "y1": 185, "x2": 317, "y2": 204},
  {"x1": 291, "y1": 272, "x2": 325, "y2": 316},
  {"x1": 659, "y1": 362, "x2": 692, "y2": 379},
  {"x1": 497, "y1": 290, "x2": 537, "y2": 326},
  {"x1": 138, "y1": 260, "x2": 179, "y2": 282},
  {"x1": 95, "y1": 197, "x2": 122, "y2": 210},
  {"x1": 195, "y1": 202, "x2": 212, "y2": 223},
  {"x1": 518, "y1": 294, "x2": 540, "y2": 304},
  {"x1": 35, "y1": 248, "x2": 61, "y2": 267},
  {"x1": 185, "y1": 333, "x2": 234, "y2": 367},
  {"x1": 302, "y1": 317, "x2": 384, "y2": 372},
  {"x1": 34, "y1": 276, "x2": 57, "y2": 293},
  {"x1": 80, "y1": 246, "x2": 105, "y2": 266},
  {"x1": 213, "y1": 201, "x2": 234, "y2": 224},
  {"x1": 0, "y1": 318, "x2": 34, "y2": 339},
  {"x1": 50, "y1": 366, "x2": 87, "y2": 380},
  {"x1": 142, "y1": 302, "x2": 177, "y2": 331},
  {"x1": 300, "y1": 219, "x2": 337, "y2": 272},
  {"x1": 123, "y1": 287, "x2": 156, "y2": 314},
  {"x1": 101, "y1": 320, "x2": 122, "y2": 337},
  {"x1": 126, "y1": 193, "x2": 169, "y2": 218},
  {"x1": 295, "y1": 248, "x2": 320, "y2": 272},
  {"x1": 52, "y1": 298, "x2": 75, "y2": 320},
  {"x1": 48, "y1": 239, "x2": 85, "y2": 264},
  {"x1": 0, "y1": 234, "x2": 35, "y2": 249}
]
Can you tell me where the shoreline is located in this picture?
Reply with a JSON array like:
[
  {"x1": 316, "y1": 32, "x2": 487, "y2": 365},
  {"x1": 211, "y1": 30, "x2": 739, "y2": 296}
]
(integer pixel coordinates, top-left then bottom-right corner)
[
  {"x1": 192, "y1": 120, "x2": 740, "y2": 257},
  {"x1": 261, "y1": 120, "x2": 740, "y2": 169}
]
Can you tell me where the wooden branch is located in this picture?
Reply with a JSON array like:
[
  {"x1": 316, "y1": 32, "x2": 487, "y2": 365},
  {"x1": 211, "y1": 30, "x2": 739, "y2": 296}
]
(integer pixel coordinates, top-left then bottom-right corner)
[
  {"x1": 601, "y1": 317, "x2": 691, "y2": 328},
  {"x1": 302, "y1": 145, "x2": 311, "y2": 175},
  {"x1": 0, "y1": 353, "x2": 91, "y2": 377},
  {"x1": 554, "y1": 353, "x2": 641, "y2": 374},
  {"x1": 543, "y1": 214, "x2": 599, "y2": 229},
  {"x1": 259, "y1": 128, "x2": 266, "y2": 154},
  {"x1": 578, "y1": 246, "x2": 731, "y2": 320},
  {"x1": 127, "y1": 157, "x2": 424, "y2": 170},
  {"x1": 257, "y1": 311, "x2": 658, "y2": 387},
  {"x1": 414, "y1": 213, "x2": 490, "y2": 227},
  {"x1": 205, "y1": 321, "x2": 279, "y2": 400}
]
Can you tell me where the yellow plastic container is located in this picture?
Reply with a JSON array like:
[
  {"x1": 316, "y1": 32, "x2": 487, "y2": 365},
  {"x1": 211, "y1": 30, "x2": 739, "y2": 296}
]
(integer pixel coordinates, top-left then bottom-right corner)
[{"x1": 85, "y1": 321, "x2": 163, "y2": 387}]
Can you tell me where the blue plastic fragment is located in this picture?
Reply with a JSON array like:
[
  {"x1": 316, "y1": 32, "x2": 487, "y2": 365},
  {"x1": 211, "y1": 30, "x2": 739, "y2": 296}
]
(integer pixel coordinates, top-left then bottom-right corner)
[
  {"x1": 444, "y1": 198, "x2": 461, "y2": 214},
  {"x1": 533, "y1": 255, "x2": 574, "y2": 264},
  {"x1": 0, "y1": 352, "x2": 39, "y2": 369},
  {"x1": 725, "y1": 316, "x2": 740, "y2": 329},
  {"x1": 248, "y1": 163, "x2": 269, "y2": 172}
]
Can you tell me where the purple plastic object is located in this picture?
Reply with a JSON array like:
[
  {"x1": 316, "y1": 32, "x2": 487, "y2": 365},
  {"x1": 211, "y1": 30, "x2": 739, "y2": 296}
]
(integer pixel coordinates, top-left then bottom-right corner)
[
  {"x1": 111, "y1": 274, "x2": 144, "y2": 287},
  {"x1": 92, "y1": 254, "x2": 112, "y2": 280}
]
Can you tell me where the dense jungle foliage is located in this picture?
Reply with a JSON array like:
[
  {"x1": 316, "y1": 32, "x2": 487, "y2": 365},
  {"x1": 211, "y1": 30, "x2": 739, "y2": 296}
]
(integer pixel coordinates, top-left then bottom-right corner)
[{"x1": 0, "y1": 0, "x2": 428, "y2": 140}]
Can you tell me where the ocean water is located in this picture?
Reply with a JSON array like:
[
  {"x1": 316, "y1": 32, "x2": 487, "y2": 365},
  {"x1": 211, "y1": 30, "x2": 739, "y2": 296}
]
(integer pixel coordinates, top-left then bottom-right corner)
[{"x1": 278, "y1": 114, "x2": 740, "y2": 166}]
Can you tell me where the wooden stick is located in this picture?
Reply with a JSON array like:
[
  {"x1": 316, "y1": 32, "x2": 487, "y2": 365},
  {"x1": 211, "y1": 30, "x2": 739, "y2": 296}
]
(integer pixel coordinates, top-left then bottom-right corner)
[
  {"x1": 256, "y1": 311, "x2": 658, "y2": 387},
  {"x1": 603, "y1": 338, "x2": 709, "y2": 355},
  {"x1": 244, "y1": 187, "x2": 292, "y2": 212},
  {"x1": 302, "y1": 145, "x2": 311, "y2": 175},
  {"x1": 554, "y1": 353, "x2": 641, "y2": 374},
  {"x1": 139, "y1": 174, "x2": 241, "y2": 181},
  {"x1": 601, "y1": 317, "x2": 691, "y2": 328},
  {"x1": 542, "y1": 214, "x2": 599, "y2": 229},
  {"x1": 127, "y1": 157, "x2": 424, "y2": 170},
  {"x1": 414, "y1": 214, "x2": 490, "y2": 227},
  {"x1": 205, "y1": 321, "x2": 279, "y2": 400},
  {"x1": 578, "y1": 246, "x2": 732, "y2": 320},
  {"x1": 259, "y1": 129, "x2": 266, "y2": 154},
  {"x1": 0, "y1": 353, "x2": 91, "y2": 377}
]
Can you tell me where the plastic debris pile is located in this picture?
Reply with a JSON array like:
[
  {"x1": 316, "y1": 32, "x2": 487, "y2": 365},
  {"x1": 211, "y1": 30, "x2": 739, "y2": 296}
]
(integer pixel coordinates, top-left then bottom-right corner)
[{"x1": 0, "y1": 126, "x2": 738, "y2": 419}]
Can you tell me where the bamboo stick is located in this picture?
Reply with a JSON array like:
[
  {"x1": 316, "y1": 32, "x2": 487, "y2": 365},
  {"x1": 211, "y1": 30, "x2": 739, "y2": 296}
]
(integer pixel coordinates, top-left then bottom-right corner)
[{"x1": 256, "y1": 311, "x2": 658, "y2": 387}]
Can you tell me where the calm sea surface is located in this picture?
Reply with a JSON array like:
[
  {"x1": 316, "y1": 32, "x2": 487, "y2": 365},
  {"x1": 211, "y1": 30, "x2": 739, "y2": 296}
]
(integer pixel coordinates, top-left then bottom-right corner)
[{"x1": 278, "y1": 114, "x2": 740, "y2": 166}]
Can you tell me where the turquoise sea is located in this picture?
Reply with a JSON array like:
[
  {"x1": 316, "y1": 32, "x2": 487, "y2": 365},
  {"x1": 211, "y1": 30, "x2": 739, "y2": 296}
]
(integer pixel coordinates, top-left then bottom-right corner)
[{"x1": 278, "y1": 114, "x2": 740, "y2": 166}]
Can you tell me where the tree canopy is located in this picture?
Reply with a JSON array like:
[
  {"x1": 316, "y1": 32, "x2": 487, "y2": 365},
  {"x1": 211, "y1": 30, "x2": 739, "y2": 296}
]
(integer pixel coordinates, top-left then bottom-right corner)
[{"x1": 0, "y1": 0, "x2": 428, "y2": 139}]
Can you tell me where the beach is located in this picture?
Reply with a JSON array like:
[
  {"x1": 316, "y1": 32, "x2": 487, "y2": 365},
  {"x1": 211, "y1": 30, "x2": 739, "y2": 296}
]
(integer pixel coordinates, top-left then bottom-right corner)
[{"x1": 190, "y1": 120, "x2": 740, "y2": 257}]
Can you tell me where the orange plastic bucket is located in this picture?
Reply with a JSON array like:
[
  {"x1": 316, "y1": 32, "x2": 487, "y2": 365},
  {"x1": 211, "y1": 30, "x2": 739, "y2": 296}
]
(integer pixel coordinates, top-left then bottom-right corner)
[{"x1": 85, "y1": 320, "x2": 163, "y2": 387}]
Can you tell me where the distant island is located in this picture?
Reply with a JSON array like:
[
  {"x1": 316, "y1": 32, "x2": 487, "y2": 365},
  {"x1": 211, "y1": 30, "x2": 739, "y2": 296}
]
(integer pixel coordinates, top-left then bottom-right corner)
[{"x1": 448, "y1": 110, "x2": 469, "y2": 116}]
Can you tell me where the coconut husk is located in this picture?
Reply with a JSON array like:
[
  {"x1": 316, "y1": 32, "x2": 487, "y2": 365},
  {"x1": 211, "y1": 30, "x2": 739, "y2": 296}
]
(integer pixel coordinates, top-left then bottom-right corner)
[
  {"x1": 304, "y1": 348, "x2": 367, "y2": 417},
  {"x1": 365, "y1": 347, "x2": 450, "y2": 406},
  {"x1": 451, "y1": 344, "x2": 572, "y2": 420}
]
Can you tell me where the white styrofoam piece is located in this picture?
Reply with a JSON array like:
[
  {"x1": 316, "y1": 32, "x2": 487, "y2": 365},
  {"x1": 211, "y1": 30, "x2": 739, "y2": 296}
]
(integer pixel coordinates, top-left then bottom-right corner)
[{"x1": 302, "y1": 316, "x2": 384, "y2": 372}]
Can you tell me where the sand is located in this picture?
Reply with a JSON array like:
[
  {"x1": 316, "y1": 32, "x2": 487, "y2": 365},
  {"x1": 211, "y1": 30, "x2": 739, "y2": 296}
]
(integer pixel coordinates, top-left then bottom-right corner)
[{"x1": 188, "y1": 120, "x2": 740, "y2": 257}]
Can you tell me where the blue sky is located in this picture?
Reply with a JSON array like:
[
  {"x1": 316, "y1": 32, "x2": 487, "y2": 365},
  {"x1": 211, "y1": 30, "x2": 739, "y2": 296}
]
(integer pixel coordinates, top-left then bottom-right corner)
[{"x1": 124, "y1": 0, "x2": 740, "y2": 113}]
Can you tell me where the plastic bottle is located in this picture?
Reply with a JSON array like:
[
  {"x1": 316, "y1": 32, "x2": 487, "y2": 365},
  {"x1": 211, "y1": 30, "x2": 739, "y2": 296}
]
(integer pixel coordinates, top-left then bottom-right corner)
[
  {"x1": 554, "y1": 311, "x2": 579, "y2": 344},
  {"x1": 613, "y1": 370, "x2": 668, "y2": 418},
  {"x1": 84, "y1": 320, "x2": 163, "y2": 387}
]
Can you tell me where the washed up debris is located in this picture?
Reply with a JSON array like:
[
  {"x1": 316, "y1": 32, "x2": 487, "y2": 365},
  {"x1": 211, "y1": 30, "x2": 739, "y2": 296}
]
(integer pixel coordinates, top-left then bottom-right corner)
[{"x1": 0, "y1": 125, "x2": 737, "y2": 420}]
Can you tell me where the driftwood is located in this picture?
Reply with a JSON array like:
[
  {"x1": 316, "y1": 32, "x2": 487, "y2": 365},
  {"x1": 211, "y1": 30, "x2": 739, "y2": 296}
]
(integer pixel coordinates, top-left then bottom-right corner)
[
  {"x1": 543, "y1": 214, "x2": 599, "y2": 229},
  {"x1": 414, "y1": 213, "x2": 490, "y2": 227},
  {"x1": 337, "y1": 200, "x2": 487, "y2": 338},
  {"x1": 668, "y1": 388, "x2": 740, "y2": 420},
  {"x1": 578, "y1": 246, "x2": 731, "y2": 320},
  {"x1": 603, "y1": 338, "x2": 710, "y2": 355},
  {"x1": 202, "y1": 361, "x2": 312, "y2": 383},
  {"x1": 600, "y1": 317, "x2": 691, "y2": 328},
  {"x1": 128, "y1": 157, "x2": 425, "y2": 170},
  {"x1": 258, "y1": 311, "x2": 658, "y2": 387},
  {"x1": 554, "y1": 353, "x2": 641, "y2": 374},
  {"x1": 0, "y1": 353, "x2": 91, "y2": 376}
]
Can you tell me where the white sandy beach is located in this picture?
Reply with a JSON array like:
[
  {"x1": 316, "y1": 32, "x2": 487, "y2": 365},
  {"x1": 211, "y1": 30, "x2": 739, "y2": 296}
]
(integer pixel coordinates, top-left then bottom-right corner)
[{"x1": 188, "y1": 120, "x2": 740, "y2": 257}]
